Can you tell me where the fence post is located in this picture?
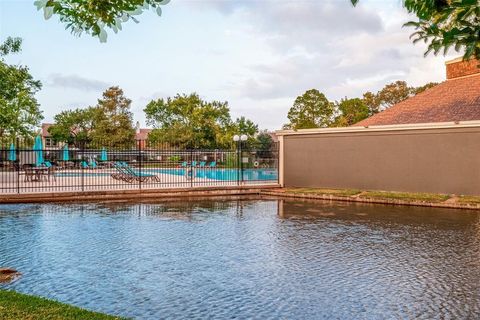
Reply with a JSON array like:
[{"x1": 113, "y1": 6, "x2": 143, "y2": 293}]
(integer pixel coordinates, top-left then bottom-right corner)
[
  {"x1": 16, "y1": 137, "x2": 20, "y2": 194},
  {"x1": 236, "y1": 143, "x2": 240, "y2": 186},
  {"x1": 81, "y1": 141, "x2": 85, "y2": 192},
  {"x1": 138, "y1": 140, "x2": 142, "y2": 190},
  {"x1": 190, "y1": 149, "x2": 193, "y2": 188}
]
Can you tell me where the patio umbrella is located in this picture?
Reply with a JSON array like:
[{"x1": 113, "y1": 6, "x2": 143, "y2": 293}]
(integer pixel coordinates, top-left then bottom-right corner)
[
  {"x1": 8, "y1": 143, "x2": 16, "y2": 161},
  {"x1": 62, "y1": 145, "x2": 69, "y2": 161},
  {"x1": 33, "y1": 136, "x2": 44, "y2": 166},
  {"x1": 100, "y1": 147, "x2": 108, "y2": 161}
]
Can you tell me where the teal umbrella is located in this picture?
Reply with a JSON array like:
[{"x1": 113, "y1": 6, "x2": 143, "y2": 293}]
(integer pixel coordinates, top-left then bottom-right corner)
[
  {"x1": 62, "y1": 145, "x2": 69, "y2": 161},
  {"x1": 100, "y1": 147, "x2": 108, "y2": 161},
  {"x1": 8, "y1": 143, "x2": 16, "y2": 161},
  {"x1": 33, "y1": 136, "x2": 44, "y2": 166}
]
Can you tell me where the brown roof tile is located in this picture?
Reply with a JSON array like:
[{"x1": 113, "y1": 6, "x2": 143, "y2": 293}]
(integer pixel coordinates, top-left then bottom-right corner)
[{"x1": 354, "y1": 73, "x2": 480, "y2": 127}]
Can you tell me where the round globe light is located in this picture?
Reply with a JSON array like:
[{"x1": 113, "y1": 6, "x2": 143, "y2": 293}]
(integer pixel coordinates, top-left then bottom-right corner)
[
  {"x1": 233, "y1": 135, "x2": 240, "y2": 142},
  {"x1": 240, "y1": 134, "x2": 248, "y2": 141}
]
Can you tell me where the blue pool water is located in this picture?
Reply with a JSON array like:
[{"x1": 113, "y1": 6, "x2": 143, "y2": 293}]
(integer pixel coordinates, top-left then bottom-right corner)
[
  {"x1": 57, "y1": 168, "x2": 278, "y2": 181},
  {"x1": 156, "y1": 168, "x2": 278, "y2": 181},
  {"x1": 1, "y1": 199, "x2": 479, "y2": 319}
]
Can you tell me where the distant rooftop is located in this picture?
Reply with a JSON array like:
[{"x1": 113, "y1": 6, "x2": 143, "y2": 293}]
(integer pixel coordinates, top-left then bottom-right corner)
[{"x1": 354, "y1": 57, "x2": 480, "y2": 127}]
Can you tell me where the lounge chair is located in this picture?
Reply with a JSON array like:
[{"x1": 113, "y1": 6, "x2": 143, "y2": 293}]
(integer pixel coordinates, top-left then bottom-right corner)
[
  {"x1": 180, "y1": 161, "x2": 188, "y2": 168},
  {"x1": 191, "y1": 161, "x2": 198, "y2": 167},
  {"x1": 198, "y1": 161, "x2": 206, "y2": 167},
  {"x1": 207, "y1": 161, "x2": 217, "y2": 168},
  {"x1": 111, "y1": 162, "x2": 160, "y2": 183}
]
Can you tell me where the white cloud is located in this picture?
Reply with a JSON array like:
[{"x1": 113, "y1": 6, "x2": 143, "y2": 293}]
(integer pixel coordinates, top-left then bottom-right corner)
[{"x1": 47, "y1": 74, "x2": 110, "y2": 91}]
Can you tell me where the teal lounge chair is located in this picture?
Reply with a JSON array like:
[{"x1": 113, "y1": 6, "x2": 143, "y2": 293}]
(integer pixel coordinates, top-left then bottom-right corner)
[
  {"x1": 112, "y1": 162, "x2": 159, "y2": 183},
  {"x1": 199, "y1": 161, "x2": 206, "y2": 167},
  {"x1": 208, "y1": 161, "x2": 217, "y2": 168},
  {"x1": 191, "y1": 161, "x2": 198, "y2": 167},
  {"x1": 180, "y1": 161, "x2": 188, "y2": 167}
]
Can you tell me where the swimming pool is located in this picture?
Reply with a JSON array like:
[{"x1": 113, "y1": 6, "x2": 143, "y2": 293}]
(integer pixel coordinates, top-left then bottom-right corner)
[
  {"x1": 155, "y1": 168, "x2": 278, "y2": 181},
  {"x1": 56, "y1": 168, "x2": 278, "y2": 181},
  {"x1": 1, "y1": 199, "x2": 478, "y2": 319}
]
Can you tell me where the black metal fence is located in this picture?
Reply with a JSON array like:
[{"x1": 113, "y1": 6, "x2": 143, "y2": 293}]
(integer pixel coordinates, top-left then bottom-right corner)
[{"x1": 0, "y1": 139, "x2": 279, "y2": 194}]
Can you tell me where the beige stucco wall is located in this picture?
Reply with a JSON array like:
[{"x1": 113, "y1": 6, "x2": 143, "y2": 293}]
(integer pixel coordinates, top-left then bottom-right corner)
[{"x1": 282, "y1": 125, "x2": 480, "y2": 195}]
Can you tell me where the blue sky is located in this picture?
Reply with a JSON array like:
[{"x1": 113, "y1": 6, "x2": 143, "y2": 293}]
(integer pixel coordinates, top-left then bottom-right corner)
[{"x1": 0, "y1": 0, "x2": 457, "y2": 130}]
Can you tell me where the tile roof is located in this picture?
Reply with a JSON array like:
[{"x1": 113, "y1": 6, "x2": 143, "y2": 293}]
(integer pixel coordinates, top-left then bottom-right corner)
[
  {"x1": 354, "y1": 73, "x2": 480, "y2": 127},
  {"x1": 135, "y1": 128, "x2": 152, "y2": 140}
]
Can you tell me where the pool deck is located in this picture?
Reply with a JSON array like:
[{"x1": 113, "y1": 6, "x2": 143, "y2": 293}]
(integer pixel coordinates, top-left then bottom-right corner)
[{"x1": 0, "y1": 168, "x2": 279, "y2": 201}]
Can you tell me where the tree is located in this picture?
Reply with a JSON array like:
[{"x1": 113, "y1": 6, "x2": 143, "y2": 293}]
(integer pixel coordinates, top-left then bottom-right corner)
[
  {"x1": 48, "y1": 107, "x2": 96, "y2": 147},
  {"x1": 286, "y1": 89, "x2": 335, "y2": 130},
  {"x1": 0, "y1": 37, "x2": 43, "y2": 139},
  {"x1": 351, "y1": 0, "x2": 480, "y2": 61},
  {"x1": 333, "y1": 98, "x2": 370, "y2": 127},
  {"x1": 256, "y1": 131, "x2": 274, "y2": 150},
  {"x1": 224, "y1": 116, "x2": 259, "y2": 149},
  {"x1": 144, "y1": 93, "x2": 234, "y2": 149},
  {"x1": 90, "y1": 86, "x2": 135, "y2": 148},
  {"x1": 363, "y1": 81, "x2": 438, "y2": 114},
  {"x1": 34, "y1": 0, "x2": 171, "y2": 42},
  {"x1": 413, "y1": 82, "x2": 439, "y2": 94}
]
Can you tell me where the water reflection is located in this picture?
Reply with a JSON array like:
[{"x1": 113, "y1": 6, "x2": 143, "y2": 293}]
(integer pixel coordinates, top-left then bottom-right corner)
[{"x1": 0, "y1": 198, "x2": 479, "y2": 319}]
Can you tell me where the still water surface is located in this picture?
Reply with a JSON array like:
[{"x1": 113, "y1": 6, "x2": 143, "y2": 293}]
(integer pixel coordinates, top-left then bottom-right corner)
[{"x1": 0, "y1": 199, "x2": 479, "y2": 319}]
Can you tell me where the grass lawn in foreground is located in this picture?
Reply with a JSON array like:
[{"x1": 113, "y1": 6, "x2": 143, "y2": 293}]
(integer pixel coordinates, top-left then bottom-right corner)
[{"x1": 0, "y1": 289, "x2": 126, "y2": 320}]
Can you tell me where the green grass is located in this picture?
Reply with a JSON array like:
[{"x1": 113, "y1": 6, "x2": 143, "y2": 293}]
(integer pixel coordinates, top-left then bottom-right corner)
[
  {"x1": 360, "y1": 191, "x2": 450, "y2": 203},
  {"x1": 284, "y1": 188, "x2": 362, "y2": 197},
  {"x1": 457, "y1": 195, "x2": 480, "y2": 205},
  {"x1": 0, "y1": 289, "x2": 126, "y2": 320}
]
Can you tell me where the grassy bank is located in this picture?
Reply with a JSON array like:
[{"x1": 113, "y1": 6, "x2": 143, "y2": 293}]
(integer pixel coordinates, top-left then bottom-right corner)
[
  {"x1": 273, "y1": 188, "x2": 480, "y2": 209},
  {"x1": 0, "y1": 289, "x2": 126, "y2": 320}
]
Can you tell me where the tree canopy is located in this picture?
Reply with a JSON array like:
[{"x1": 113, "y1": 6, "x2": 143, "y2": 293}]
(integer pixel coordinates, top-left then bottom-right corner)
[
  {"x1": 48, "y1": 107, "x2": 96, "y2": 147},
  {"x1": 34, "y1": 0, "x2": 171, "y2": 42},
  {"x1": 352, "y1": 0, "x2": 480, "y2": 61},
  {"x1": 0, "y1": 37, "x2": 43, "y2": 139},
  {"x1": 144, "y1": 93, "x2": 260, "y2": 149},
  {"x1": 285, "y1": 89, "x2": 335, "y2": 130},
  {"x1": 284, "y1": 81, "x2": 440, "y2": 129},
  {"x1": 333, "y1": 98, "x2": 370, "y2": 127},
  {"x1": 48, "y1": 86, "x2": 135, "y2": 147}
]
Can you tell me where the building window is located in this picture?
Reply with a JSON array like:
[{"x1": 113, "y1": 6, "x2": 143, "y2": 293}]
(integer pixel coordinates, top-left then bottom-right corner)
[{"x1": 45, "y1": 137, "x2": 57, "y2": 147}]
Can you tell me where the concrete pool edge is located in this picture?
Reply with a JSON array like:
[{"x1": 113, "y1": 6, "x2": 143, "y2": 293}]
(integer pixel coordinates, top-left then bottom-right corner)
[
  {"x1": 2, "y1": 186, "x2": 480, "y2": 210},
  {"x1": 262, "y1": 189, "x2": 480, "y2": 211},
  {"x1": 0, "y1": 185, "x2": 280, "y2": 203}
]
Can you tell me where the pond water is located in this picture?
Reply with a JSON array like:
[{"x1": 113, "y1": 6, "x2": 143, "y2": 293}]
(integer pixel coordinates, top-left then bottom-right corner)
[{"x1": 0, "y1": 199, "x2": 479, "y2": 319}]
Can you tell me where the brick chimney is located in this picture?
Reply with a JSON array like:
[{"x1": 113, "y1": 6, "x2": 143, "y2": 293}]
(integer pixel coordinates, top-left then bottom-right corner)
[{"x1": 445, "y1": 57, "x2": 480, "y2": 80}]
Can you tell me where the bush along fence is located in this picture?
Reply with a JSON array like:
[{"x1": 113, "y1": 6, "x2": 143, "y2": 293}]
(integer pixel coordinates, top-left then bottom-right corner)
[{"x1": 0, "y1": 139, "x2": 279, "y2": 194}]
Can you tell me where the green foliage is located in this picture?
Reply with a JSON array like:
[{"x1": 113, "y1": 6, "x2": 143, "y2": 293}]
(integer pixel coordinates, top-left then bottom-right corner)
[
  {"x1": 49, "y1": 86, "x2": 135, "y2": 147},
  {"x1": 224, "y1": 116, "x2": 259, "y2": 149},
  {"x1": 144, "y1": 93, "x2": 258, "y2": 149},
  {"x1": 286, "y1": 89, "x2": 335, "y2": 130},
  {"x1": 91, "y1": 86, "x2": 135, "y2": 148},
  {"x1": 48, "y1": 107, "x2": 96, "y2": 146},
  {"x1": 168, "y1": 155, "x2": 181, "y2": 162},
  {"x1": 224, "y1": 153, "x2": 238, "y2": 168},
  {"x1": 0, "y1": 37, "x2": 43, "y2": 139},
  {"x1": 34, "y1": 0, "x2": 170, "y2": 42},
  {"x1": 255, "y1": 131, "x2": 274, "y2": 151},
  {"x1": 362, "y1": 81, "x2": 438, "y2": 114},
  {"x1": 333, "y1": 98, "x2": 370, "y2": 127},
  {"x1": 352, "y1": 0, "x2": 480, "y2": 61},
  {"x1": 285, "y1": 80, "x2": 439, "y2": 129}
]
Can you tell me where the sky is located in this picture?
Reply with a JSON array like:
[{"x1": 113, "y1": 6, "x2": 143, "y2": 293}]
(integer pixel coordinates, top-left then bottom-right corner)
[{"x1": 0, "y1": 0, "x2": 458, "y2": 130}]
